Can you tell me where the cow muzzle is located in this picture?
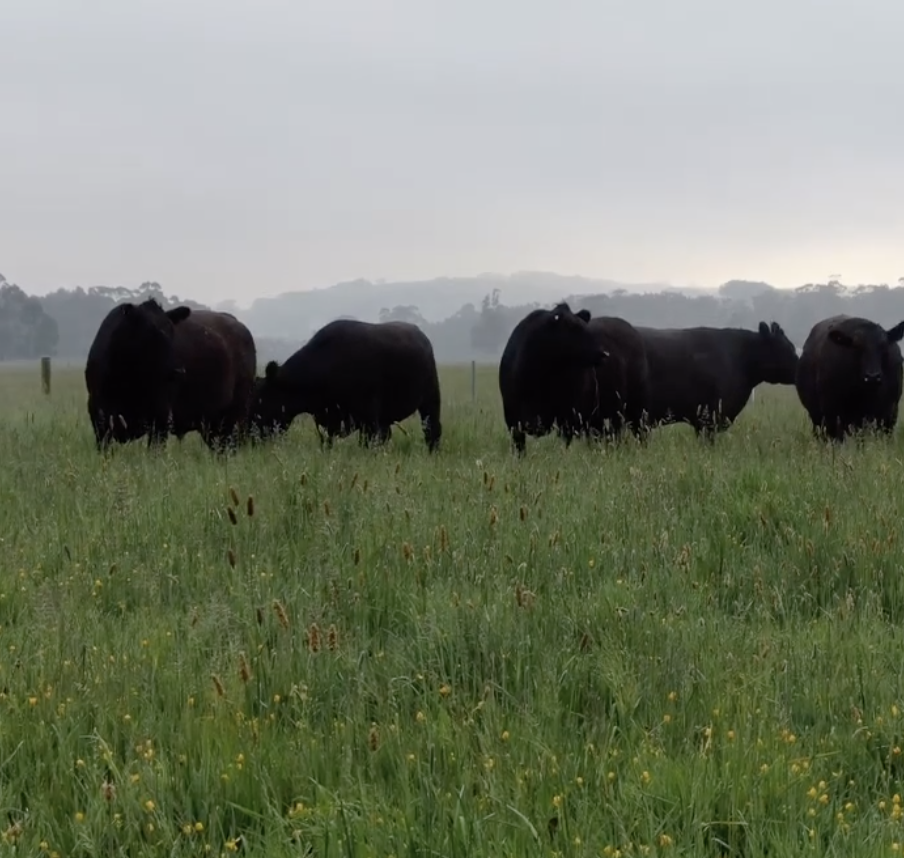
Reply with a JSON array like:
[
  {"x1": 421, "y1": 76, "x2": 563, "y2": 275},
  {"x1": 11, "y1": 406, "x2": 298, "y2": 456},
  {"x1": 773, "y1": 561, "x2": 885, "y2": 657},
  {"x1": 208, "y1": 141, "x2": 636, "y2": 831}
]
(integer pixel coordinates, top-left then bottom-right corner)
[{"x1": 863, "y1": 371, "x2": 883, "y2": 385}]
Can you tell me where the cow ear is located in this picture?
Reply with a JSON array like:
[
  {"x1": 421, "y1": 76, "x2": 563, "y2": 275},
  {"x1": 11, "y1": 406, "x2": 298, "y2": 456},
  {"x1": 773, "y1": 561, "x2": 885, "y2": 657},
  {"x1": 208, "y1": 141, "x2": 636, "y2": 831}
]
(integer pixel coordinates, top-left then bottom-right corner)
[
  {"x1": 758, "y1": 321, "x2": 770, "y2": 337},
  {"x1": 264, "y1": 360, "x2": 281, "y2": 382},
  {"x1": 828, "y1": 329, "x2": 854, "y2": 348},
  {"x1": 576, "y1": 309, "x2": 591, "y2": 323},
  {"x1": 887, "y1": 321, "x2": 904, "y2": 343},
  {"x1": 166, "y1": 306, "x2": 191, "y2": 324}
]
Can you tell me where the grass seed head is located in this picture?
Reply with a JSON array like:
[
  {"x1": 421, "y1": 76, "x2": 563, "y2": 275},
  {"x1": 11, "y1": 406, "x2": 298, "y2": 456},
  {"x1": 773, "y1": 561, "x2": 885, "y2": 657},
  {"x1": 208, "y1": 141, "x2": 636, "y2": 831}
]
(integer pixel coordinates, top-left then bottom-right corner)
[
  {"x1": 246, "y1": 495, "x2": 254, "y2": 517},
  {"x1": 238, "y1": 652, "x2": 252, "y2": 683},
  {"x1": 227, "y1": 507, "x2": 238, "y2": 526},
  {"x1": 515, "y1": 584, "x2": 535, "y2": 610},
  {"x1": 353, "y1": 547, "x2": 361, "y2": 565},
  {"x1": 300, "y1": 472, "x2": 307, "y2": 486},
  {"x1": 101, "y1": 779, "x2": 116, "y2": 803},
  {"x1": 273, "y1": 600, "x2": 290, "y2": 629},
  {"x1": 211, "y1": 674, "x2": 226, "y2": 697},
  {"x1": 519, "y1": 505, "x2": 528, "y2": 521},
  {"x1": 323, "y1": 500, "x2": 331, "y2": 517},
  {"x1": 369, "y1": 722, "x2": 379, "y2": 751},
  {"x1": 307, "y1": 623, "x2": 321, "y2": 653},
  {"x1": 229, "y1": 487, "x2": 240, "y2": 507},
  {"x1": 489, "y1": 506, "x2": 498, "y2": 527},
  {"x1": 327, "y1": 623, "x2": 338, "y2": 651},
  {"x1": 227, "y1": 548, "x2": 237, "y2": 568}
]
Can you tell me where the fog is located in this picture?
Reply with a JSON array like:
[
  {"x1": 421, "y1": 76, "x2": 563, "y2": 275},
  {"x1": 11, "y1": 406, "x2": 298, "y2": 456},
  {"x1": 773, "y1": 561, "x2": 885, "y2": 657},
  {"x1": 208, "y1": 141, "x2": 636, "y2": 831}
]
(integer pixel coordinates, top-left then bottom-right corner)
[{"x1": 2, "y1": 0, "x2": 902, "y2": 305}]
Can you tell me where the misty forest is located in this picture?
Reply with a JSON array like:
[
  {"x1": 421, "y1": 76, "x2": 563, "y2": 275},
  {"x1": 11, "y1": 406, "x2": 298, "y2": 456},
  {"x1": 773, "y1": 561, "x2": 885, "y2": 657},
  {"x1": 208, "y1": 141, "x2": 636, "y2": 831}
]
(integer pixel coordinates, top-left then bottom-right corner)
[{"x1": 4, "y1": 270, "x2": 904, "y2": 364}]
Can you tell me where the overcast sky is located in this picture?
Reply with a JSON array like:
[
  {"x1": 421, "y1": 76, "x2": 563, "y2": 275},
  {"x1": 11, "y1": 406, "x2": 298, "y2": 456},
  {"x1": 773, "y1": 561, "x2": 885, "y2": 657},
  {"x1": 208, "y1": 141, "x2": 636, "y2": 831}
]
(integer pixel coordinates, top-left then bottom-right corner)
[{"x1": 2, "y1": 0, "x2": 902, "y2": 304}]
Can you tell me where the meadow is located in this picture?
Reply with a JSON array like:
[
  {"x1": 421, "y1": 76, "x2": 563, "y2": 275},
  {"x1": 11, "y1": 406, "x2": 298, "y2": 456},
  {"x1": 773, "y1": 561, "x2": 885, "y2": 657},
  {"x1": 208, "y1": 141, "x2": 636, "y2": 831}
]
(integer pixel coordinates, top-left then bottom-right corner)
[{"x1": 3, "y1": 362, "x2": 904, "y2": 857}]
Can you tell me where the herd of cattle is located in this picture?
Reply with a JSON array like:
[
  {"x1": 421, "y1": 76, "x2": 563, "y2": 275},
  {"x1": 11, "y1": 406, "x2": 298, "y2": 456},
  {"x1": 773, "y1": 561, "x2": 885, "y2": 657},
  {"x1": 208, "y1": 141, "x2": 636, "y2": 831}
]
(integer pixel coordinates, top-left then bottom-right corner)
[{"x1": 82, "y1": 298, "x2": 904, "y2": 455}]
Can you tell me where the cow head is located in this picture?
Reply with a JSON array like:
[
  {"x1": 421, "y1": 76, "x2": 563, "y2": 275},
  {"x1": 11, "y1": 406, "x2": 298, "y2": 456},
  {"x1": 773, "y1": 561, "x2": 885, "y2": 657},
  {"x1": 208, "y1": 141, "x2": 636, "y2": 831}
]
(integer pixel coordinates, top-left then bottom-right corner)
[
  {"x1": 249, "y1": 360, "x2": 292, "y2": 440},
  {"x1": 541, "y1": 303, "x2": 609, "y2": 368},
  {"x1": 108, "y1": 300, "x2": 191, "y2": 386},
  {"x1": 756, "y1": 320, "x2": 799, "y2": 384},
  {"x1": 828, "y1": 319, "x2": 904, "y2": 387}
]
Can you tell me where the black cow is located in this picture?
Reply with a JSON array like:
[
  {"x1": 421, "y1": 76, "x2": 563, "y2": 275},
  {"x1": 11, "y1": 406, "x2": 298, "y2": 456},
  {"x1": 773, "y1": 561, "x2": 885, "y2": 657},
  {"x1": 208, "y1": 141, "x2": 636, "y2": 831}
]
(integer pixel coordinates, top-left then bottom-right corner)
[
  {"x1": 250, "y1": 318, "x2": 442, "y2": 451},
  {"x1": 586, "y1": 315, "x2": 651, "y2": 441},
  {"x1": 85, "y1": 299, "x2": 257, "y2": 453},
  {"x1": 795, "y1": 314, "x2": 904, "y2": 441},
  {"x1": 636, "y1": 321, "x2": 799, "y2": 439},
  {"x1": 498, "y1": 302, "x2": 609, "y2": 455}
]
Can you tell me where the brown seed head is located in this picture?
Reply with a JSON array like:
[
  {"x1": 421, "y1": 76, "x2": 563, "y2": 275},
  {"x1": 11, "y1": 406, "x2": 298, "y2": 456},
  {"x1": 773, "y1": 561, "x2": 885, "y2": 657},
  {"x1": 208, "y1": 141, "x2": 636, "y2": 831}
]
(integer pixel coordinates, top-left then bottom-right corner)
[
  {"x1": 307, "y1": 623, "x2": 321, "y2": 653},
  {"x1": 227, "y1": 548, "x2": 237, "y2": 568},
  {"x1": 353, "y1": 547, "x2": 361, "y2": 566},
  {"x1": 273, "y1": 600, "x2": 290, "y2": 629},
  {"x1": 323, "y1": 500, "x2": 331, "y2": 517},
  {"x1": 350, "y1": 473, "x2": 359, "y2": 489},
  {"x1": 439, "y1": 525, "x2": 449, "y2": 553},
  {"x1": 402, "y1": 542, "x2": 414, "y2": 562},
  {"x1": 211, "y1": 674, "x2": 225, "y2": 697},
  {"x1": 229, "y1": 487, "x2": 240, "y2": 507},
  {"x1": 327, "y1": 623, "x2": 338, "y2": 651},
  {"x1": 227, "y1": 507, "x2": 238, "y2": 526},
  {"x1": 369, "y1": 722, "x2": 380, "y2": 751},
  {"x1": 519, "y1": 505, "x2": 528, "y2": 521},
  {"x1": 238, "y1": 652, "x2": 252, "y2": 683},
  {"x1": 489, "y1": 506, "x2": 498, "y2": 527},
  {"x1": 300, "y1": 472, "x2": 308, "y2": 486},
  {"x1": 246, "y1": 495, "x2": 255, "y2": 517},
  {"x1": 101, "y1": 779, "x2": 116, "y2": 802}
]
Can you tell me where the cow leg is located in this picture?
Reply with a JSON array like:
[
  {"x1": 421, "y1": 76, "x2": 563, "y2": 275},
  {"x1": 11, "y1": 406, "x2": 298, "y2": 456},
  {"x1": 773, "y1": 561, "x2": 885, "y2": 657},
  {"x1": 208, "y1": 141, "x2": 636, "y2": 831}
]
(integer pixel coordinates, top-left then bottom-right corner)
[
  {"x1": 557, "y1": 424, "x2": 575, "y2": 448},
  {"x1": 511, "y1": 426, "x2": 527, "y2": 457},
  {"x1": 421, "y1": 413, "x2": 441, "y2": 453},
  {"x1": 206, "y1": 408, "x2": 245, "y2": 454},
  {"x1": 318, "y1": 426, "x2": 336, "y2": 450},
  {"x1": 147, "y1": 426, "x2": 168, "y2": 451},
  {"x1": 694, "y1": 421, "x2": 717, "y2": 444}
]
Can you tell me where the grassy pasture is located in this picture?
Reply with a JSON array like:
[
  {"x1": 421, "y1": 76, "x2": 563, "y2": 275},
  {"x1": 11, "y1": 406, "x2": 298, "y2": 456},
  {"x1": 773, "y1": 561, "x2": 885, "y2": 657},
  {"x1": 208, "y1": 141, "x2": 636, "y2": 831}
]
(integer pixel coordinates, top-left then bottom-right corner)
[{"x1": 3, "y1": 362, "x2": 904, "y2": 856}]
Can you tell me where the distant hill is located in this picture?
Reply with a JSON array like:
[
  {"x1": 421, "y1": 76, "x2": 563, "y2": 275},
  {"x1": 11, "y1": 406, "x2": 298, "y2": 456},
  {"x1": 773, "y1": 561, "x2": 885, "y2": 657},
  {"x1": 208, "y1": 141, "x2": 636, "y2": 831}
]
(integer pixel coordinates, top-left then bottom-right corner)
[{"x1": 224, "y1": 271, "x2": 708, "y2": 339}]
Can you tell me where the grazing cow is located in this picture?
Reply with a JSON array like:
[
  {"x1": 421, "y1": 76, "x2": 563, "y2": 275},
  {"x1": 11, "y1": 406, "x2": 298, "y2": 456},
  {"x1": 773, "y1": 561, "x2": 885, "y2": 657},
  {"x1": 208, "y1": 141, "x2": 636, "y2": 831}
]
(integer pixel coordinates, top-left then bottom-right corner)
[
  {"x1": 795, "y1": 314, "x2": 904, "y2": 441},
  {"x1": 250, "y1": 318, "x2": 442, "y2": 451},
  {"x1": 85, "y1": 299, "x2": 257, "y2": 453},
  {"x1": 636, "y1": 321, "x2": 799, "y2": 439},
  {"x1": 498, "y1": 302, "x2": 609, "y2": 455},
  {"x1": 586, "y1": 315, "x2": 651, "y2": 441}
]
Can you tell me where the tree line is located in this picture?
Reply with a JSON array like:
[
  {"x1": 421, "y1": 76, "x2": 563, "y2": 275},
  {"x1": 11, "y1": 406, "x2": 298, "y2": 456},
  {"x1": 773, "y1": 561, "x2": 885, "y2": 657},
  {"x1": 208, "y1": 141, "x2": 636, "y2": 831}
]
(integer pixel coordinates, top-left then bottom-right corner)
[{"x1": 3, "y1": 272, "x2": 904, "y2": 363}]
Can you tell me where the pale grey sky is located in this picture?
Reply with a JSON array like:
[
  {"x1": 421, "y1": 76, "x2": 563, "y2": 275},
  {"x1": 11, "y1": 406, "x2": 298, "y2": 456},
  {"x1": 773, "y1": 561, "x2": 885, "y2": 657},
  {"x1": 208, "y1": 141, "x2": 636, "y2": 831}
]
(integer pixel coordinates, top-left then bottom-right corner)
[{"x1": 2, "y1": 0, "x2": 902, "y2": 305}]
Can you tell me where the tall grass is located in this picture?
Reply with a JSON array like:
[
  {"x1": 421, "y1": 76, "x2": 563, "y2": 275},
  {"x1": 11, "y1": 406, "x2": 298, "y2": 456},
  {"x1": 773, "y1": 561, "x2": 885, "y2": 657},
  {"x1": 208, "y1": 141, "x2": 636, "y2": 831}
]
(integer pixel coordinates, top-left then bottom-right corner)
[{"x1": 0, "y1": 363, "x2": 904, "y2": 856}]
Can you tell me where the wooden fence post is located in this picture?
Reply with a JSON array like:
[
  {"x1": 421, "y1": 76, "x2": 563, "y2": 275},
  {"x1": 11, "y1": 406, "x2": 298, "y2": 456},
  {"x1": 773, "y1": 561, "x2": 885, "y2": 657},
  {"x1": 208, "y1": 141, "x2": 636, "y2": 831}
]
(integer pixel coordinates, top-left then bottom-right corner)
[{"x1": 40, "y1": 356, "x2": 51, "y2": 395}]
